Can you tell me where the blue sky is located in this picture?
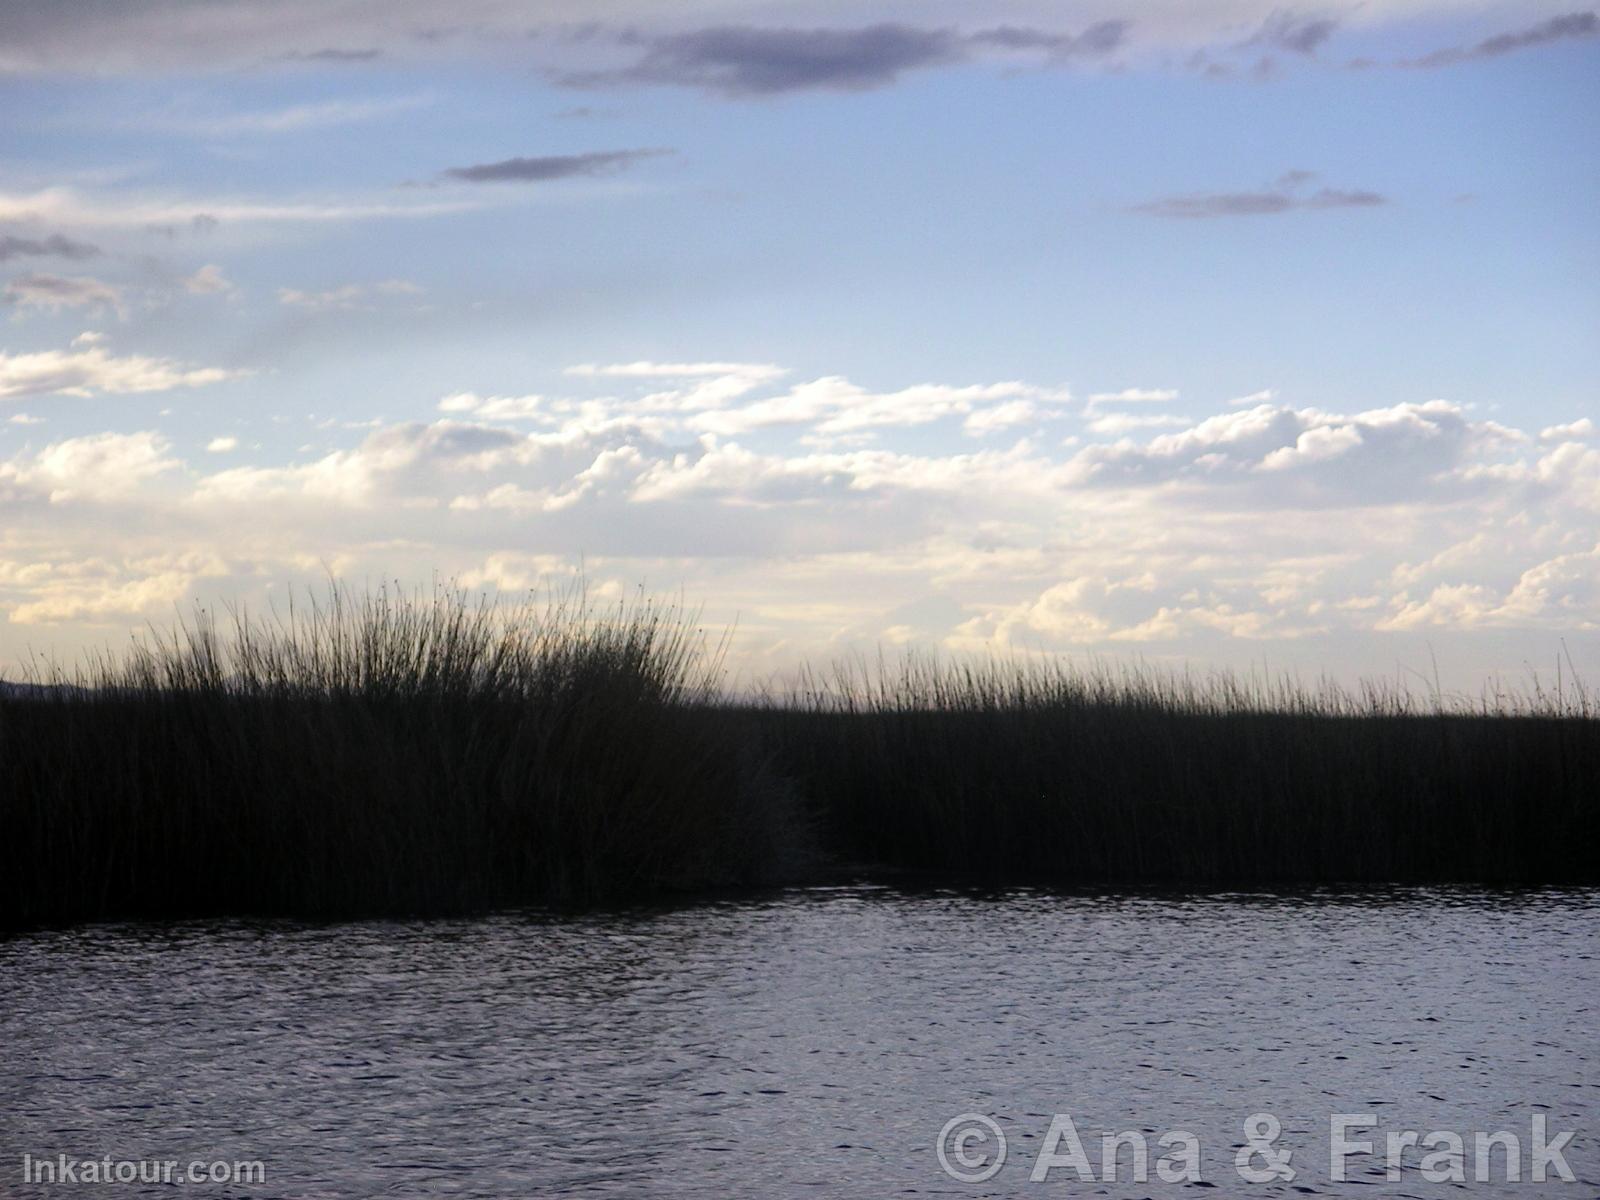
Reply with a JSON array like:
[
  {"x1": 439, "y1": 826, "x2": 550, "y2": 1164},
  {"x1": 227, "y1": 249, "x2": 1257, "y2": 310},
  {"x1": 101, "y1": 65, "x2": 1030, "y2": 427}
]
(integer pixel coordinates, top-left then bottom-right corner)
[{"x1": 1, "y1": 0, "x2": 1596, "y2": 689}]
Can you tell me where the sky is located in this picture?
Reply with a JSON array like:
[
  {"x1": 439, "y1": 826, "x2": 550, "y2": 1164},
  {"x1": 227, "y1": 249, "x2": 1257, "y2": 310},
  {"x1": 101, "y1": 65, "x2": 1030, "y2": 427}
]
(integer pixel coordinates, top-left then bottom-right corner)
[{"x1": 0, "y1": 0, "x2": 1596, "y2": 692}]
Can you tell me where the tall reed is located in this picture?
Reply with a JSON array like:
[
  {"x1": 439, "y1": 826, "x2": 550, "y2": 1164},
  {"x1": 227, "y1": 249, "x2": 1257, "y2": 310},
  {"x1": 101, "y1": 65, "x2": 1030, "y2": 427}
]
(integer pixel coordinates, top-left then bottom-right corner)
[
  {"x1": 753, "y1": 653, "x2": 1598, "y2": 885},
  {"x1": 0, "y1": 585, "x2": 801, "y2": 925}
]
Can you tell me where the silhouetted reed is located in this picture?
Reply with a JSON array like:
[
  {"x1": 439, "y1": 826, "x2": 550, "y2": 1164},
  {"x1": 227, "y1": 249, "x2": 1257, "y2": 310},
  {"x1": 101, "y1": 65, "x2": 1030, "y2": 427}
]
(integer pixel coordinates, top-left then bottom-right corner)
[
  {"x1": 754, "y1": 654, "x2": 1598, "y2": 887},
  {"x1": 2, "y1": 587, "x2": 1594, "y2": 926},
  {"x1": 0, "y1": 586, "x2": 802, "y2": 926}
]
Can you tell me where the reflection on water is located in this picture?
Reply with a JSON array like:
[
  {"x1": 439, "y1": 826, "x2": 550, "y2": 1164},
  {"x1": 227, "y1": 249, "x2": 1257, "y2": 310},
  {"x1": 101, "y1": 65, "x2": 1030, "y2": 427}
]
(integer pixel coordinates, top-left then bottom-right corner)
[{"x1": 3, "y1": 887, "x2": 1596, "y2": 1196}]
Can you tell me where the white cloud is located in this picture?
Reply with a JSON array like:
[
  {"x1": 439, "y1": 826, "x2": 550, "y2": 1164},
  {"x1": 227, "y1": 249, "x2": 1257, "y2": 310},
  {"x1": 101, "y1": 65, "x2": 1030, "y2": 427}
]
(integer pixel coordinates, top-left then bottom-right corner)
[
  {"x1": 183, "y1": 264, "x2": 235, "y2": 295},
  {"x1": 277, "y1": 279, "x2": 424, "y2": 310},
  {"x1": 1496, "y1": 545, "x2": 1600, "y2": 626},
  {"x1": 10, "y1": 571, "x2": 192, "y2": 624},
  {"x1": 962, "y1": 399, "x2": 1040, "y2": 436},
  {"x1": 457, "y1": 552, "x2": 574, "y2": 592},
  {"x1": 1228, "y1": 388, "x2": 1277, "y2": 407},
  {"x1": 629, "y1": 440, "x2": 859, "y2": 504},
  {"x1": 0, "y1": 344, "x2": 243, "y2": 400},
  {"x1": 192, "y1": 420, "x2": 538, "y2": 507},
  {"x1": 438, "y1": 392, "x2": 545, "y2": 420},
  {"x1": 153, "y1": 95, "x2": 431, "y2": 136},
  {"x1": 563, "y1": 362, "x2": 789, "y2": 414},
  {"x1": 0, "y1": 431, "x2": 178, "y2": 502},
  {"x1": 1540, "y1": 417, "x2": 1595, "y2": 441},
  {"x1": 1085, "y1": 412, "x2": 1192, "y2": 436},
  {"x1": 1258, "y1": 423, "x2": 1363, "y2": 470},
  {"x1": 0, "y1": 186, "x2": 482, "y2": 230},
  {"x1": 565, "y1": 360, "x2": 784, "y2": 380},
  {"x1": 1062, "y1": 399, "x2": 1508, "y2": 505},
  {"x1": 1086, "y1": 386, "x2": 1179, "y2": 407},
  {"x1": 630, "y1": 438, "x2": 1067, "y2": 506},
  {"x1": 2, "y1": 551, "x2": 230, "y2": 625},
  {"x1": 689, "y1": 377, "x2": 1070, "y2": 438},
  {"x1": 206, "y1": 435, "x2": 239, "y2": 452}
]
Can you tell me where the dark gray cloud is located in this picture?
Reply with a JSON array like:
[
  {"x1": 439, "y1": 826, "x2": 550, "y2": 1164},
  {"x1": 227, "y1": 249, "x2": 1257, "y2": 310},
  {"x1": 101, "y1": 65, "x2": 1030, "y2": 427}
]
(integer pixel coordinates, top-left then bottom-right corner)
[
  {"x1": 1133, "y1": 174, "x2": 1386, "y2": 219},
  {"x1": 440, "y1": 148, "x2": 669, "y2": 183},
  {"x1": 3, "y1": 272, "x2": 125, "y2": 315},
  {"x1": 1405, "y1": 11, "x2": 1596, "y2": 67},
  {"x1": 1302, "y1": 187, "x2": 1386, "y2": 209},
  {"x1": 0, "y1": 232, "x2": 101, "y2": 262},
  {"x1": 1248, "y1": 12, "x2": 1339, "y2": 55},
  {"x1": 1137, "y1": 191, "x2": 1297, "y2": 218},
  {"x1": 143, "y1": 213, "x2": 220, "y2": 239},
  {"x1": 281, "y1": 47, "x2": 382, "y2": 62},
  {"x1": 559, "y1": 24, "x2": 963, "y2": 96},
  {"x1": 969, "y1": 20, "x2": 1130, "y2": 58},
  {"x1": 557, "y1": 20, "x2": 1131, "y2": 97},
  {"x1": 554, "y1": 105, "x2": 621, "y2": 119}
]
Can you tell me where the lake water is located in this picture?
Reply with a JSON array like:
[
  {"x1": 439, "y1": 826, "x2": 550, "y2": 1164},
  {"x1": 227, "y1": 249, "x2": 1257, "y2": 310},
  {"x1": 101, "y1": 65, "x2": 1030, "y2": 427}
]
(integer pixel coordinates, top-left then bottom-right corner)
[{"x1": 3, "y1": 887, "x2": 1596, "y2": 1197}]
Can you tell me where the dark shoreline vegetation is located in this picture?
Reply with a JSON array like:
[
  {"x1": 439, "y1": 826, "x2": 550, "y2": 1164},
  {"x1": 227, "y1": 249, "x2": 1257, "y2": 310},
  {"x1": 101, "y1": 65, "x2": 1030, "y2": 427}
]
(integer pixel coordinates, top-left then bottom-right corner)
[{"x1": 2, "y1": 587, "x2": 1596, "y2": 927}]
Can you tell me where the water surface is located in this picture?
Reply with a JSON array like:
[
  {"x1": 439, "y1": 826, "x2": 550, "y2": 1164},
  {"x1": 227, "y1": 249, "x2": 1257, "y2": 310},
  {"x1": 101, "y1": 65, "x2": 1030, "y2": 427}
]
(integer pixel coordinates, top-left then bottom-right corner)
[{"x1": 4, "y1": 887, "x2": 1596, "y2": 1196}]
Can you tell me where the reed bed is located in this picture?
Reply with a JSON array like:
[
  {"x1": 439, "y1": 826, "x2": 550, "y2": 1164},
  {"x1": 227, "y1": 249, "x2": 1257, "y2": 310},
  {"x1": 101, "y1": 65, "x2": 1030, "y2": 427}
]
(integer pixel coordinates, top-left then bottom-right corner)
[
  {"x1": 753, "y1": 654, "x2": 1598, "y2": 887},
  {"x1": 1, "y1": 587, "x2": 1595, "y2": 926},
  {"x1": 0, "y1": 586, "x2": 802, "y2": 926}
]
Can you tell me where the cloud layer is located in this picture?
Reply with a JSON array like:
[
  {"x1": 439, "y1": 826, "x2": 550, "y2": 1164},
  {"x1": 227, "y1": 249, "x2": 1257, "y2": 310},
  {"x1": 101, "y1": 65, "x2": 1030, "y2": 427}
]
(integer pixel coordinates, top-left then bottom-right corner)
[
  {"x1": 0, "y1": 2, "x2": 1589, "y2": 92},
  {"x1": 3, "y1": 355, "x2": 1594, "y2": 688}
]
